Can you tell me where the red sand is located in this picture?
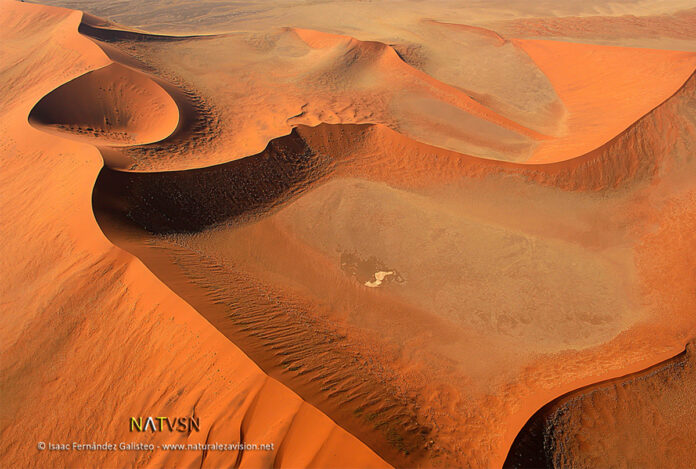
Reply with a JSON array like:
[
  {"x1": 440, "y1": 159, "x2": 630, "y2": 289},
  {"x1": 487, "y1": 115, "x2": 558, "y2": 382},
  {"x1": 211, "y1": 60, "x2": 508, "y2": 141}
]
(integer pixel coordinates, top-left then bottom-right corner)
[
  {"x1": 2, "y1": 0, "x2": 696, "y2": 468},
  {"x1": 0, "y1": 2, "x2": 388, "y2": 468},
  {"x1": 514, "y1": 39, "x2": 696, "y2": 163}
]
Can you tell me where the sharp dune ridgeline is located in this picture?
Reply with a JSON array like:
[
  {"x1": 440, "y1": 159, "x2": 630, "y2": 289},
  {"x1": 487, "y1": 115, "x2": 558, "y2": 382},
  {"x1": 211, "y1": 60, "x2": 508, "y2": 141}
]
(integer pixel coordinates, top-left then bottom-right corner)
[
  {"x1": 1, "y1": 0, "x2": 696, "y2": 468},
  {"x1": 504, "y1": 341, "x2": 696, "y2": 468},
  {"x1": 0, "y1": 2, "x2": 389, "y2": 468}
]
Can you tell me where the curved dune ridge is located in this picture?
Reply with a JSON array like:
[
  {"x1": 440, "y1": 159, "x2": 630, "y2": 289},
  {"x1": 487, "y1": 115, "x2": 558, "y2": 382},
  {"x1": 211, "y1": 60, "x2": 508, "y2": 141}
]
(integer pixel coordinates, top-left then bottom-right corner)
[
  {"x1": 88, "y1": 23, "x2": 545, "y2": 170},
  {"x1": 92, "y1": 63, "x2": 696, "y2": 468},
  {"x1": 59, "y1": 10, "x2": 693, "y2": 173},
  {"x1": 514, "y1": 38, "x2": 696, "y2": 163},
  {"x1": 504, "y1": 342, "x2": 696, "y2": 468},
  {"x1": 3, "y1": 0, "x2": 696, "y2": 468},
  {"x1": 0, "y1": 2, "x2": 389, "y2": 469},
  {"x1": 63, "y1": 15, "x2": 694, "y2": 172},
  {"x1": 78, "y1": 11, "x2": 229, "y2": 42},
  {"x1": 29, "y1": 62, "x2": 180, "y2": 146}
]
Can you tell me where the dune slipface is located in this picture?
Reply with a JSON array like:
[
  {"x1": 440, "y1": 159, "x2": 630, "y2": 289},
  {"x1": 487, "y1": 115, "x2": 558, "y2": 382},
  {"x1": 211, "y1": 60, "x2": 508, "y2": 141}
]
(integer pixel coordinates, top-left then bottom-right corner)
[
  {"x1": 2, "y1": 0, "x2": 696, "y2": 468},
  {"x1": 504, "y1": 342, "x2": 696, "y2": 468},
  {"x1": 0, "y1": 2, "x2": 388, "y2": 469},
  {"x1": 28, "y1": 63, "x2": 180, "y2": 146}
]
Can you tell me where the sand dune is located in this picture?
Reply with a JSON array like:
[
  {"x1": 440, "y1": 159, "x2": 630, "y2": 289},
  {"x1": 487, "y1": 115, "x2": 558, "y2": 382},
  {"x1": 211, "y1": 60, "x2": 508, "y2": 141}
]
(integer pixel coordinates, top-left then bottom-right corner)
[
  {"x1": 69, "y1": 18, "x2": 548, "y2": 169},
  {"x1": 0, "y1": 2, "x2": 388, "y2": 468},
  {"x1": 95, "y1": 68, "x2": 696, "y2": 237},
  {"x1": 92, "y1": 42, "x2": 696, "y2": 467},
  {"x1": 3, "y1": 0, "x2": 696, "y2": 468},
  {"x1": 514, "y1": 39, "x2": 696, "y2": 163},
  {"x1": 65, "y1": 13, "x2": 694, "y2": 172},
  {"x1": 79, "y1": 11, "x2": 221, "y2": 42},
  {"x1": 29, "y1": 63, "x2": 179, "y2": 146},
  {"x1": 505, "y1": 342, "x2": 696, "y2": 468}
]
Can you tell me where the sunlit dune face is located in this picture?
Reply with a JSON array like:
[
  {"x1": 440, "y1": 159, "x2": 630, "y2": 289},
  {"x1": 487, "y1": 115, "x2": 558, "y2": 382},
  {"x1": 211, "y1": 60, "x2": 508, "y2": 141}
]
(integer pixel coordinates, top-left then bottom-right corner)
[
  {"x1": 28, "y1": 63, "x2": 179, "y2": 146},
  {"x1": 4, "y1": 1, "x2": 696, "y2": 469}
]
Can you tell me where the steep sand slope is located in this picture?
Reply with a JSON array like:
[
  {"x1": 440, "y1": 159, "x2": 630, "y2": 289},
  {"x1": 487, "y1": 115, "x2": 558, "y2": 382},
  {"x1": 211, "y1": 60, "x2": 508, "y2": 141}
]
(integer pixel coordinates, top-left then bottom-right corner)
[
  {"x1": 28, "y1": 62, "x2": 179, "y2": 146},
  {"x1": 505, "y1": 342, "x2": 696, "y2": 468},
  {"x1": 0, "y1": 2, "x2": 389, "y2": 468},
  {"x1": 4, "y1": 1, "x2": 696, "y2": 468},
  {"x1": 94, "y1": 67, "x2": 696, "y2": 467},
  {"x1": 515, "y1": 39, "x2": 696, "y2": 163}
]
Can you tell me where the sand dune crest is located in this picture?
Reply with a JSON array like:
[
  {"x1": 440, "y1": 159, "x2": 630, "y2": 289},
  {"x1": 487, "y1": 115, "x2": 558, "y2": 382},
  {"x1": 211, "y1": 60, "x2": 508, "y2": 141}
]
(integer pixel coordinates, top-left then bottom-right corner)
[{"x1": 29, "y1": 62, "x2": 179, "y2": 146}]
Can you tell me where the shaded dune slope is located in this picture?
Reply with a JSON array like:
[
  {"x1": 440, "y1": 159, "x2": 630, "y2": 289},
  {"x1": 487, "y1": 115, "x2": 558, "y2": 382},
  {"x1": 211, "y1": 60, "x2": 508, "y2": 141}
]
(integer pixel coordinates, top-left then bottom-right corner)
[
  {"x1": 78, "y1": 12, "x2": 225, "y2": 42},
  {"x1": 95, "y1": 69, "x2": 695, "y2": 236},
  {"x1": 95, "y1": 128, "x2": 333, "y2": 232},
  {"x1": 92, "y1": 40, "x2": 696, "y2": 469},
  {"x1": 29, "y1": 62, "x2": 179, "y2": 146},
  {"x1": 1, "y1": 2, "x2": 390, "y2": 468},
  {"x1": 10, "y1": 2, "x2": 696, "y2": 468},
  {"x1": 504, "y1": 342, "x2": 696, "y2": 469}
]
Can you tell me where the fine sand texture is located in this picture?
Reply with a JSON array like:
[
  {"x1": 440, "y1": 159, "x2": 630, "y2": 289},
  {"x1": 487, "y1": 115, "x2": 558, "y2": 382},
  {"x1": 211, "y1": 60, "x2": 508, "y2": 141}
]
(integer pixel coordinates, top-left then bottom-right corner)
[
  {"x1": 0, "y1": 2, "x2": 388, "y2": 468},
  {"x1": 504, "y1": 342, "x2": 696, "y2": 468},
  {"x1": 3, "y1": 0, "x2": 696, "y2": 468}
]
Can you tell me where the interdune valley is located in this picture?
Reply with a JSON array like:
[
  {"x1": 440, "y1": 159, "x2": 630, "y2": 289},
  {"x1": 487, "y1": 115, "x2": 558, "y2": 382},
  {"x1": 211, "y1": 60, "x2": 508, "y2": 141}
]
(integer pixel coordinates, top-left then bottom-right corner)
[{"x1": 1, "y1": 0, "x2": 695, "y2": 468}]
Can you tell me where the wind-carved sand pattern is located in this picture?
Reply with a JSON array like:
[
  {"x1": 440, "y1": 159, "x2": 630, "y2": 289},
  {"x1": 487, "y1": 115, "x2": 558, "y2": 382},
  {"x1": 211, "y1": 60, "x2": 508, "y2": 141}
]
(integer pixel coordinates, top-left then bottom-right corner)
[
  {"x1": 3, "y1": 1, "x2": 696, "y2": 468},
  {"x1": 153, "y1": 239, "x2": 432, "y2": 461}
]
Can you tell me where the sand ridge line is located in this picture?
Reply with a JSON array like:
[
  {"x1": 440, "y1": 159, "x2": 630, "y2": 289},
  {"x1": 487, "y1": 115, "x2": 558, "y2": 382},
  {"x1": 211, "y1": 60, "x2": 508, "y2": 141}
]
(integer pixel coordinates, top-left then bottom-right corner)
[
  {"x1": 0, "y1": 3, "x2": 392, "y2": 468},
  {"x1": 504, "y1": 341, "x2": 696, "y2": 468},
  {"x1": 48, "y1": 9, "x2": 694, "y2": 176}
]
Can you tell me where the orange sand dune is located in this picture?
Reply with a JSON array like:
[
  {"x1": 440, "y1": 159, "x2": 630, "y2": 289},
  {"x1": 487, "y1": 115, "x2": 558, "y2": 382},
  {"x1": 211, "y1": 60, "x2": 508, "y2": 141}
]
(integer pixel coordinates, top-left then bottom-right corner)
[
  {"x1": 3, "y1": 0, "x2": 696, "y2": 468},
  {"x1": 0, "y1": 2, "x2": 389, "y2": 468},
  {"x1": 283, "y1": 27, "x2": 548, "y2": 143},
  {"x1": 93, "y1": 60, "x2": 696, "y2": 467},
  {"x1": 68, "y1": 20, "x2": 546, "y2": 170},
  {"x1": 66, "y1": 16, "x2": 694, "y2": 173},
  {"x1": 505, "y1": 342, "x2": 696, "y2": 468},
  {"x1": 514, "y1": 39, "x2": 696, "y2": 163},
  {"x1": 29, "y1": 62, "x2": 179, "y2": 146}
]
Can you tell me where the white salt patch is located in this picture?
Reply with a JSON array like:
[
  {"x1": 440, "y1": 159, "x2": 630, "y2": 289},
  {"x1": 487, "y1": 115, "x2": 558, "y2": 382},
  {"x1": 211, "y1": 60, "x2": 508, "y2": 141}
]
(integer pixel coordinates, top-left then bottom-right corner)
[{"x1": 364, "y1": 271, "x2": 394, "y2": 288}]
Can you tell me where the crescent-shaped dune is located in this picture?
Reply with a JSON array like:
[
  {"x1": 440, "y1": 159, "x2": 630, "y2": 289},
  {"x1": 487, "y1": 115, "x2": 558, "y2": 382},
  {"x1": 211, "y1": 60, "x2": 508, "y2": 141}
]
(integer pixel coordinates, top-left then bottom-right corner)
[
  {"x1": 0, "y1": 2, "x2": 389, "y2": 468},
  {"x1": 2, "y1": 0, "x2": 696, "y2": 468},
  {"x1": 514, "y1": 39, "x2": 696, "y2": 164},
  {"x1": 29, "y1": 63, "x2": 180, "y2": 146}
]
